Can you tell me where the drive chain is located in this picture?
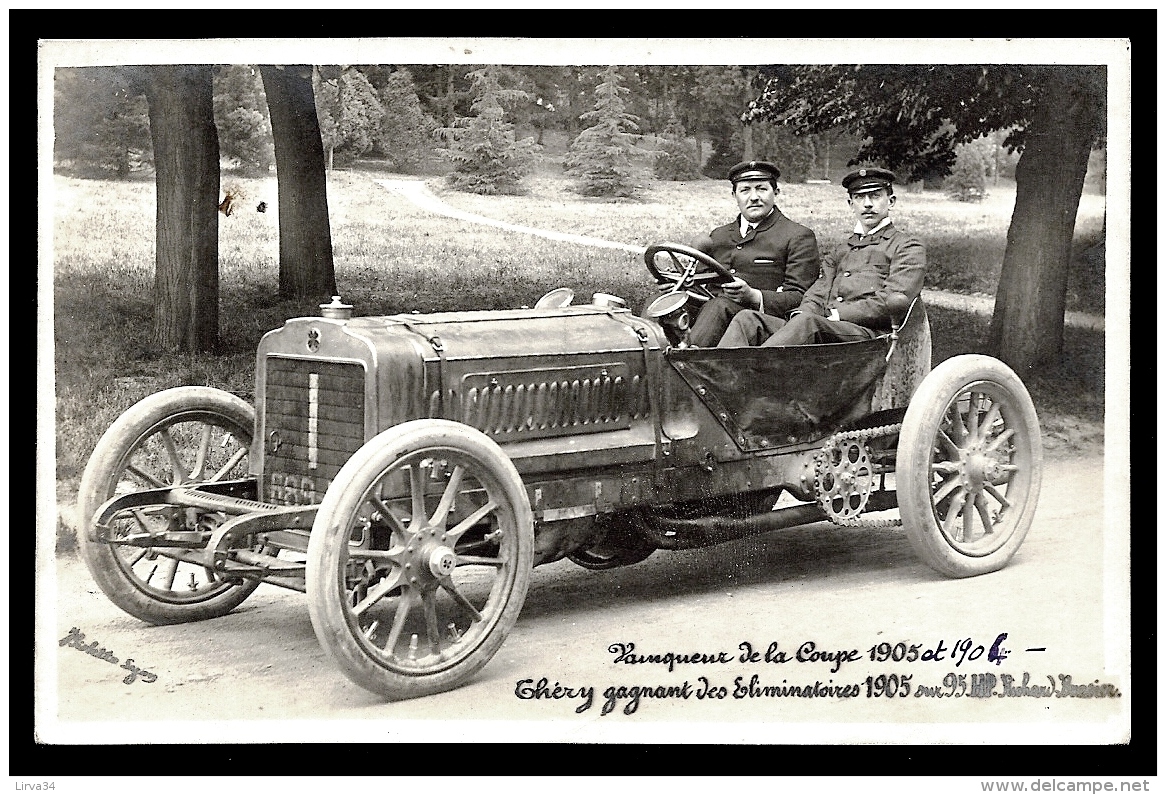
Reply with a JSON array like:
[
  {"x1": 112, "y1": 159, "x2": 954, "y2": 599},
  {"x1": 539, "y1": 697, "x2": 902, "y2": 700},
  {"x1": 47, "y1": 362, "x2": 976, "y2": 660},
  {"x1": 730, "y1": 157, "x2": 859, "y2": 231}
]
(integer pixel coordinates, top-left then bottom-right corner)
[{"x1": 814, "y1": 423, "x2": 903, "y2": 528}]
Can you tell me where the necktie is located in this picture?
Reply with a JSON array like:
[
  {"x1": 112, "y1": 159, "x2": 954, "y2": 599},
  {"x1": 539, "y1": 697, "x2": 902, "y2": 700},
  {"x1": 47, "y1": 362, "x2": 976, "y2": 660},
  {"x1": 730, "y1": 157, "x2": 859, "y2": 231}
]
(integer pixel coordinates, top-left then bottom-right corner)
[{"x1": 745, "y1": 224, "x2": 754, "y2": 237}]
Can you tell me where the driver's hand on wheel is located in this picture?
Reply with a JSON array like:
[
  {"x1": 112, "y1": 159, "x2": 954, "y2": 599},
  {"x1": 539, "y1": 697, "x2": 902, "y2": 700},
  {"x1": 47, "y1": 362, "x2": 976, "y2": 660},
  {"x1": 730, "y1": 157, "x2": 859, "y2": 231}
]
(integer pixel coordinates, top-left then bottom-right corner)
[{"x1": 721, "y1": 277, "x2": 761, "y2": 309}]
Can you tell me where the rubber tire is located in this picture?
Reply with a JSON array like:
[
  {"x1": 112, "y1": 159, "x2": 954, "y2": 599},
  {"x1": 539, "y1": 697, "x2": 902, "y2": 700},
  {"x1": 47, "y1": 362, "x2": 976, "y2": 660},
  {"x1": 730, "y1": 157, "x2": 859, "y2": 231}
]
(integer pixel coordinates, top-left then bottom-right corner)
[
  {"x1": 306, "y1": 420, "x2": 534, "y2": 701},
  {"x1": 897, "y1": 355, "x2": 1042, "y2": 578},
  {"x1": 77, "y1": 386, "x2": 261, "y2": 624}
]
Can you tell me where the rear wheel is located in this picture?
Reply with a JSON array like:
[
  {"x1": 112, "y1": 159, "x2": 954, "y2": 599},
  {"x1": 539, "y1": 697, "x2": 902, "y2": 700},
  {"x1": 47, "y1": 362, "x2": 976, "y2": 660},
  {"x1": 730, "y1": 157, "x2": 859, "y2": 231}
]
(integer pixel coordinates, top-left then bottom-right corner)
[
  {"x1": 77, "y1": 387, "x2": 260, "y2": 624},
  {"x1": 897, "y1": 355, "x2": 1042, "y2": 577},
  {"x1": 306, "y1": 420, "x2": 533, "y2": 700}
]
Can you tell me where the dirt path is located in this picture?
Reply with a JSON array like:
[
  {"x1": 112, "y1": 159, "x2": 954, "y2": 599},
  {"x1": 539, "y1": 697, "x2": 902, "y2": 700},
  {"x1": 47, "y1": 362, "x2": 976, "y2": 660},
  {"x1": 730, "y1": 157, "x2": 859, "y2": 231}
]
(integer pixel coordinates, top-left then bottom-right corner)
[
  {"x1": 375, "y1": 178, "x2": 1104, "y2": 332},
  {"x1": 376, "y1": 179, "x2": 645, "y2": 254}
]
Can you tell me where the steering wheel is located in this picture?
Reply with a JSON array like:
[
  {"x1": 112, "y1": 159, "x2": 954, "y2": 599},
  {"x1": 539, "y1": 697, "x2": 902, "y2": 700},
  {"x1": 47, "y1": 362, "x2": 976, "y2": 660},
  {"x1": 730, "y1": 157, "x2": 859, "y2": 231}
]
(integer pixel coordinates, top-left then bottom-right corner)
[{"x1": 643, "y1": 242, "x2": 736, "y2": 304}]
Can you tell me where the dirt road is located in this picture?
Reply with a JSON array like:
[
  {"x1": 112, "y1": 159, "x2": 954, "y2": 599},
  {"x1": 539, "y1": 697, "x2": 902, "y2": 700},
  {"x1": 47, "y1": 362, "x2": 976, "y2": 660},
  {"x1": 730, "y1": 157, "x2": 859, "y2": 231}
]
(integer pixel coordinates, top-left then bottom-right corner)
[{"x1": 40, "y1": 453, "x2": 1127, "y2": 744}]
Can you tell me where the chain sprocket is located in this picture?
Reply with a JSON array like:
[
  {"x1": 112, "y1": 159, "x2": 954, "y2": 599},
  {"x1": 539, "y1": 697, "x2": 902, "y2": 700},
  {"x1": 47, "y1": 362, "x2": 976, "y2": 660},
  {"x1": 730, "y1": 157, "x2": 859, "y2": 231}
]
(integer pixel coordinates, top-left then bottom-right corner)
[{"x1": 814, "y1": 424, "x2": 902, "y2": 528}]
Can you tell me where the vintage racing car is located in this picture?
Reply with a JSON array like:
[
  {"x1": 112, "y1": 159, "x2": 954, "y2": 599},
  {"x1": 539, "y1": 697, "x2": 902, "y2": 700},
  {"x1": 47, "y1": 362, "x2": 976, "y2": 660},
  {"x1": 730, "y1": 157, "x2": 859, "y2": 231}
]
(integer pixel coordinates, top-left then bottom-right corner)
[{"x1": 78, "y1": 243, "x2": 1042, "y2": 700}]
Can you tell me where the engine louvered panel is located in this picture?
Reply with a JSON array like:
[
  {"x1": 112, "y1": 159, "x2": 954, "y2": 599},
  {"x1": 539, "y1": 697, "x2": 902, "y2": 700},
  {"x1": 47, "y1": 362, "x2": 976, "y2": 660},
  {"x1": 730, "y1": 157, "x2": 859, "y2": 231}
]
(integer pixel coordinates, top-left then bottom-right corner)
[
  {"x1": 455, "y1": 363, "x2": 644, "y2": 442},
  {"x1": 263, "y1": 358, "x2": 367, "y2": 505}
]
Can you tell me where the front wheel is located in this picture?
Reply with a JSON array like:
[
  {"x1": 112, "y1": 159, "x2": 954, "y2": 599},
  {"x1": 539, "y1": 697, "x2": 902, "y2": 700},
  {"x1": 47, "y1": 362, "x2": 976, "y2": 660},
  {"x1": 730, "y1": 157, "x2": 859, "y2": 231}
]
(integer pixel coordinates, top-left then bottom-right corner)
[
  {"x1": 76, "y1": 387, "x2": 261, "y2": 624},
  {"x1": 897, "y1": 355, "x2": 1042, "y2": 578},
  {"x1": 306, "y1": 420, "x2": 534, "y2": 700}
]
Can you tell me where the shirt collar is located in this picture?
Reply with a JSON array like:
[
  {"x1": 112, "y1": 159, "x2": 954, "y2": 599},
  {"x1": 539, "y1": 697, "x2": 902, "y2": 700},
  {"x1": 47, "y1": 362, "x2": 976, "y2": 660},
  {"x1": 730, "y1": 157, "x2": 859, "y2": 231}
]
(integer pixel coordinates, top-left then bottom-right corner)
[
  {"x1": 741, "y1": 208, "x2": 775, "y2": 237},
  {"x1": 853, "y1": 218, "x2": 893, "y2": 237}
]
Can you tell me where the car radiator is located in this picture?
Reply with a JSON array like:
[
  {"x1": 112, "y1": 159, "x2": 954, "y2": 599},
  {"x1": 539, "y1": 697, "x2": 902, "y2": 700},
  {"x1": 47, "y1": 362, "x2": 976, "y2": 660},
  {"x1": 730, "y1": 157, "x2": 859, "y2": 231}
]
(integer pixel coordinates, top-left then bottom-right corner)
[{"x1": 262, "y1": 358, "x2": 366, "y2": 506}]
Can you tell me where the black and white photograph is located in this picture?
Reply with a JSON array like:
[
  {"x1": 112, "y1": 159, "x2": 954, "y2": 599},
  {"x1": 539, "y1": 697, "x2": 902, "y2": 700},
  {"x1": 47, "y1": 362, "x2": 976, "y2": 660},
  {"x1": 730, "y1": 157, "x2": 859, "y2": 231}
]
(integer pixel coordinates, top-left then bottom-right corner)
[{"x1": 34, "y1": 35, "x2": 1135, "y2": 776}]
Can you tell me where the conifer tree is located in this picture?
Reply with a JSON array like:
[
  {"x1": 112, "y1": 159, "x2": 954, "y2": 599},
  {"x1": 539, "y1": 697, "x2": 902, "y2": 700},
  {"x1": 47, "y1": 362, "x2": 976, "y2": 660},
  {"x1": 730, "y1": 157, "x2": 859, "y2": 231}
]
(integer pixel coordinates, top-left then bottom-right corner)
[
  {"x1": 564, "y1": 66, "x2": 642, "y2": 197},
  {"x1": 377, "y1": 68, "x2": 438, "y2": 174},
  {"x1": 436, "y1": 67, "x2": 538, "y2": 195}
]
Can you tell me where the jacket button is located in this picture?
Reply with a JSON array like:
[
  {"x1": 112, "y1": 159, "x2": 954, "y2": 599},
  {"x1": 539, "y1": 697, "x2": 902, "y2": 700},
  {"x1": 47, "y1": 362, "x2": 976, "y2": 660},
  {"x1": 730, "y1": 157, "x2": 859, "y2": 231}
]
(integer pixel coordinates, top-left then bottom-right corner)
[
  {"x1": 730, "y1": 269, "x2": 736, "y2": 274},
  {"x1": 843, "y1": 271, "x2": 851, "y2": 277},
  {"x1": 736, "y1": 244, "x2": 743, "y2": 249},
  {"x1": 836, "y1": 296, "x2": 844, "y2": 302}
]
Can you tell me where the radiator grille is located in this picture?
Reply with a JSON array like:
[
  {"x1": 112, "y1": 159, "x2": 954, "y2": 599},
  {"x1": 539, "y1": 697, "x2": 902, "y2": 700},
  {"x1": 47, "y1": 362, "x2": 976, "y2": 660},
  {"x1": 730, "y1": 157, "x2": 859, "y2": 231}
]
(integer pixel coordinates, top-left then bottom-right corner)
[
  {"x1": 454, "y1": 364, "x2": 646, "y2": 442},
  {"x1": 263, "y1": 359, "x2": 366, "y2": 505}
]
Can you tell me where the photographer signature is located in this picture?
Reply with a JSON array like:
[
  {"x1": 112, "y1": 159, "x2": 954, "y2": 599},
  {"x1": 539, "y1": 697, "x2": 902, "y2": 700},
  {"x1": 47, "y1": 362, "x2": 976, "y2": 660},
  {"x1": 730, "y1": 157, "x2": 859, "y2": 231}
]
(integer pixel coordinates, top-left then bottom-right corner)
[{"x1": 59, "y1": 627, "x2": 157, "y2": 684}]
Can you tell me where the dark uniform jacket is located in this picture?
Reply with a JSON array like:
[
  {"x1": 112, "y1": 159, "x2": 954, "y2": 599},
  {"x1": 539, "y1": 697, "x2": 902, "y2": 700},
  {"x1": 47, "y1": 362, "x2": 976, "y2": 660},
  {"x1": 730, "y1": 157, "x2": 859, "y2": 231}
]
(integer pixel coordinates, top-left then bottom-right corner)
[
  {"x1": 797, "y1": 223, "x2": 926, "y2": 331},
  {"x1": 693, "y1": 208, "x2": 820, "y2": 317}
]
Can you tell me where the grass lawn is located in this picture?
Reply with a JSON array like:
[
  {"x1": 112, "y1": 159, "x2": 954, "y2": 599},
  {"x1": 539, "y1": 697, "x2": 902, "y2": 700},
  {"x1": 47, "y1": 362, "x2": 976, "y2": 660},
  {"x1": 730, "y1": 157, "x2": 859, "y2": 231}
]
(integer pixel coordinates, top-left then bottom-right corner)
[{"x1": 48, "y1": 169, "x2": 1108, "y2": 511}]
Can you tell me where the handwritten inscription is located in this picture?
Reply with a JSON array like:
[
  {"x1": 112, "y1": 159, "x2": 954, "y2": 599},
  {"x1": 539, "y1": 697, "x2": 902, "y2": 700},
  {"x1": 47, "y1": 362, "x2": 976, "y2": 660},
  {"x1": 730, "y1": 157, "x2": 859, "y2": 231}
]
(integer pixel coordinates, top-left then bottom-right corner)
[
  {"x1": 515, "y1": 637, "x2": 1121, "y2": 715},
  {"x1": 611, "y1": 634, "x2": 1013, "y2": 674},
  {"x1": 59, "y1": 627, "x2": 157, "y2": 684},
  {"x1": 913, "y1": 672, "x2": 1122, "y2": 699},
  {"x1": 608, "y1": 642, "x2": 735, "y2": 672}
]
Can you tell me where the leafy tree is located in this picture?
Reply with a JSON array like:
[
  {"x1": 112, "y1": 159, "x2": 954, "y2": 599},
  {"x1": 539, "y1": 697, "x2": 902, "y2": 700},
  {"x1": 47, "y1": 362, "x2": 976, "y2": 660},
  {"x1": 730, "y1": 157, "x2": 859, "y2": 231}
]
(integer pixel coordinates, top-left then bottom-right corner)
[
  {"x1": 260, "y1": 64, "x2": 337, "y2": 298},
  {"x1": 213, "y1": 65, "x2": 273, "y2": 175},
  {"x1": 653, "y1": 115, "x2": 701, "y2": 181},
  {"x1": 701, "y1": 118, "x2": 741, "y2": 179},
  {"x1": 376, "y1": 68, "x2": 438, "y2": 173},
  {"x1": 691, "y1": 66, "x2": 753, "y2": 175},
  {"x1": 750, "y1": 64, "x2": 1106, "y2": 374},
  {"x1": 635, "y1": 66, "x2": 695, "y2": 135},
  {"x1": 435, "y1": 66, "x2": 539, "y2": 195},
  {"x1": 747, "y1": 121, "x2": 817, "y2": 182},
  {"x1": 315, "y1": 67, "x2": 384, "y2": 169},
  {"x1": 54, "y1": 66, "x2": 152, "y2": 178},
  {"x1": 801, "y1": 129, "x2": 864, "y2": 183},
  {"x1": 144, "y1": 65, "x2": 220, "y2": 351},
  {"x1": 943, "y1": 141, "x2": 989, "y2": 201},
  {"x1": 564, "y1": 66, "x2": 642, "y2": 197},
  {"x1": 972, "y1": 129, "x2": 1021, "y2": 185}
]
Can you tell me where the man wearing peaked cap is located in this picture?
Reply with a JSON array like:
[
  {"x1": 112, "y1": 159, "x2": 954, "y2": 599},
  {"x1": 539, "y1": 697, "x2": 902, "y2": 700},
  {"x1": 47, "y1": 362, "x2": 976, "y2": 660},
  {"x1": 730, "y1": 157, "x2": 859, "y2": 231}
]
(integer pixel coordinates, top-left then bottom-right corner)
[
  {"x1": 841, "y1": 166, "x2": 897, "y2": 195},
  {"x1": 717, "y1": 166, "x2": 926, "y2": 347},
  {"x1": 683, "y1": 160, "x2": 821, "y2": 347},
  {"x1": 727, "y1": 160, "x2": 782, "y2": 183}
]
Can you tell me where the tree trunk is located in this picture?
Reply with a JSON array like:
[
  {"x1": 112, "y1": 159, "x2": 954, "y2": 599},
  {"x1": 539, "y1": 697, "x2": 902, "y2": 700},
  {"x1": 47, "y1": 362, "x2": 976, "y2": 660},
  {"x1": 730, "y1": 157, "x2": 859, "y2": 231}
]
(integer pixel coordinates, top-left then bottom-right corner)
[
  {"x1": 145, "y1": 65, "x2": 219, "y2": 352},
  {"x1": 742, "y1": 68, "x2": 758, "y2": 164},
  {"x1": 445, "y1": 66, "x2": 455, "y2": 126},
  {"x1": 566, "y1": 80, "x2": 577, "y2": 137},
  {"x1": 988, "y1": 79, "x2": 1097, "y2": 376},
  {"x1": 661, "y1": 68, "x2": 670, "y2": 127},
  {"x1": 260, "y1": 65, "x2": 337, "y2": 298},
  {"x1": 116, "y1": 147, "x2": 131, "y2": 179}
]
